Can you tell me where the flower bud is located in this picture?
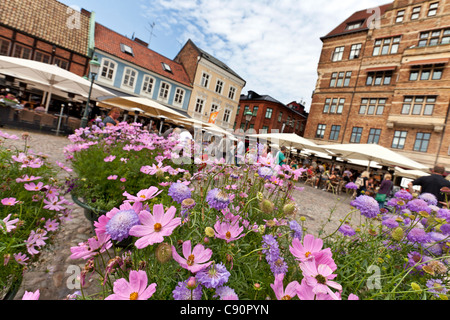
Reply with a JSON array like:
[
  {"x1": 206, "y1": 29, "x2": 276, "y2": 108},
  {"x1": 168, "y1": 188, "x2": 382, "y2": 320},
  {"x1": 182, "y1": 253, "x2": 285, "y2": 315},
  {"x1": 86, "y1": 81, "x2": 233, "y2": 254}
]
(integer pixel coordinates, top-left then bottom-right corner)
[
  {"x1": 155, "y1": 243, "x2": 172, "y2": 263},
  {"x1": 411, "y1": 282, "x2": 421, "y2": 292},
  {"x1": 205, "y1": 227, "x2": 215, "y2": 237},
  {"x1": 391, "y1": 227, "x2": 404, "y2": 241},
  {"x1": 186, "y1": 277, "x2": 197, "y2": 289},
  {"x1": 260, "y1": 199, "x2": 274, "y2": 214},
  {"x1": 283, "y1": 203, "x2": 297, "y2": 215},
  {"x1": 256, "y1": 192, "x2": 263, "y2": 201}
]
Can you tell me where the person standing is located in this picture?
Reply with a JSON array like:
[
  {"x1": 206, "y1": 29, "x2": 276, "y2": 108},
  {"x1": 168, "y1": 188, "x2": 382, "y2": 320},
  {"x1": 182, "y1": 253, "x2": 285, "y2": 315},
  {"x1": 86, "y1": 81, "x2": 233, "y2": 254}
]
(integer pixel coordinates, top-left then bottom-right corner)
[
  {"x1": 236, "y1": 138, "x2": 245, "y2": 165},
  {"x1": 275, "y1": 146, "x2": 287, "y2": 166},
  {"x1": 375, "y1": 173, "x2": 393, "y2": 208},
  {"x1": 408, "y1": 164, "x2": 450, "y2": 207},
  {"x1": 103, "y1": 107, "x2": 121, "y2": 127}
]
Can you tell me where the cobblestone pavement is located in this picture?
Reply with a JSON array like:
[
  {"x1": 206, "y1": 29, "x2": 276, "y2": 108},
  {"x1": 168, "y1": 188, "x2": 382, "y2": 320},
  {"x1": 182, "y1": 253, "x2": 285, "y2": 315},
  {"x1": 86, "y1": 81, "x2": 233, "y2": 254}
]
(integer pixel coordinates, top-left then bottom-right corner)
[{"x1": 0, "y1": 127, "x2": 357, "y2": 300}]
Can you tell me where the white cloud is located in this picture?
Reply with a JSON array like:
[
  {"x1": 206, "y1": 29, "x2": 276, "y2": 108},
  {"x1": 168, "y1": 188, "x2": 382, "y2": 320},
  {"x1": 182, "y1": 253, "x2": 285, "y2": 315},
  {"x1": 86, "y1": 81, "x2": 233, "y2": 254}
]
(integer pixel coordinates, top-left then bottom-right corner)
[{"x1": 140, "y1": 0, "x2": 388, "y2": 110}]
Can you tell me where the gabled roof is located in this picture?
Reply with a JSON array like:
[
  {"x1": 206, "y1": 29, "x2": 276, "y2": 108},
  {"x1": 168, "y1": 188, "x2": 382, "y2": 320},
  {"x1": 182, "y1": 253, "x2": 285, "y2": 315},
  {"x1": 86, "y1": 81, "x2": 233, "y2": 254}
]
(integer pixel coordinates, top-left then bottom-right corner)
[
  {"x1": 94, "y1": 23, "x2": 192, "y2": 87},
  {"x1": 321, "y1": 3, "x2": 392, "y2": 40},
  {"x1": 182, "y1": 39, "x2": 246, "y2": 83},
  {"x1": 0, "y1": 0, "x2": 90, "y2": 55}
]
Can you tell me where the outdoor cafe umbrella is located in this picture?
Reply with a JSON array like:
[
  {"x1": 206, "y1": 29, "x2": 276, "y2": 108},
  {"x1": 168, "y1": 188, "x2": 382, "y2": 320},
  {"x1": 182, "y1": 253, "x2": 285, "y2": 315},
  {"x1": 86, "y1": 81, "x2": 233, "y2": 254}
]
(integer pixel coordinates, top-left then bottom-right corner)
[
  {"x1": 0, "y1": 56, "x2": 114, "y2": 112},
  {"x1": 318, "y1": 143, "x2": 429, "y2": 171},
  {"x1": 250, "y1": 133, "x2": 326, "y2": 153}
]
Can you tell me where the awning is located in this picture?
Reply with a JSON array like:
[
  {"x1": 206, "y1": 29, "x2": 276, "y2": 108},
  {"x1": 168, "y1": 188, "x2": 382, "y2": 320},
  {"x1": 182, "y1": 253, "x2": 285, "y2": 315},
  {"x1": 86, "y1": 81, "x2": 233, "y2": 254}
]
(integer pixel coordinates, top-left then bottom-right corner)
[
  {"x1": 364, "y1": 65, "x2": 397, "y2": 72},
  {"x1": 407, "y1": 58, "x2": 449, "y2": 66}
]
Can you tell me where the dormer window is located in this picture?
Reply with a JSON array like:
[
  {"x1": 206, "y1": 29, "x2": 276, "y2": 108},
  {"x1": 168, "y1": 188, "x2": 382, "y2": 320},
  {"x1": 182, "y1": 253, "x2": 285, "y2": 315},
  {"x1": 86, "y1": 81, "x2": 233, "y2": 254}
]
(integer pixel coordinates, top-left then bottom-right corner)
[
  {"x1": 162, "y1": 62, "x2": 172, "y2": 73},
  {"x1": 346, "y1": 21, "x2": 363, "y2": 30},
  {"x1": 120, "y1": 43, "x2": 134, "y2": 56}
]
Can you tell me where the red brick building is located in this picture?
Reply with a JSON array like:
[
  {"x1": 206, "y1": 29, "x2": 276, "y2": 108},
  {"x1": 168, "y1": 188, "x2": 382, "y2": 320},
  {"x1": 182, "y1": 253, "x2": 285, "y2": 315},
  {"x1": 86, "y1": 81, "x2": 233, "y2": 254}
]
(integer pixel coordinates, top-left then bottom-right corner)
[
  {"x1": 235, "y1": 90, "x2": 308, "y2": 135},
  {"x1": 304, "y1": 0, "x2": 450, "y2": 169}
]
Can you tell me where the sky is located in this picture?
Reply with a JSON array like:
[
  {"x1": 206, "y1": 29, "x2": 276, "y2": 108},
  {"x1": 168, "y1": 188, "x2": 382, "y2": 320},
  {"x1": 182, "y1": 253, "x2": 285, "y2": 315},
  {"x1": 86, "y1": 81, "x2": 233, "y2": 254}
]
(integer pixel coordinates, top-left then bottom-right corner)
[{"x1": 59, "y1": 0, "x2": 390, "y2": 111}]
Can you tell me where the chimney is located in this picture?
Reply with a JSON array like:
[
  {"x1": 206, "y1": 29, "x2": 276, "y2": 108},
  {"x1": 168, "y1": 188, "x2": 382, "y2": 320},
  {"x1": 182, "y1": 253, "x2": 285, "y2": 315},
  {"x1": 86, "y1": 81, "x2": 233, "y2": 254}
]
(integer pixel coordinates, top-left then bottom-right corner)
[
  {"x1": 81, "y1": 8, "x2": 91, "y2": 17},
  {"x1": 134, "y1": 37, "x2": 149, "y2": 47}
]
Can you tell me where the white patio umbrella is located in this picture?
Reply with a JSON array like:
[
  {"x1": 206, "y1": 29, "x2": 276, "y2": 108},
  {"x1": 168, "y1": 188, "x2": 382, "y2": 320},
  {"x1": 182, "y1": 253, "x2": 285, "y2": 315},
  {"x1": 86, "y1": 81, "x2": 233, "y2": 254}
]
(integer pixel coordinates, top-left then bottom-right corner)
[
  {"x1": 319, "y1": 143, "x2": 428, "y2": 171},
  {"x1": 394, "y1": 166, "x2": 430, "y2": 179},
  {"x1": 98, "y1": 96, "x2": 187, "y2": 120},
  {"x1": 0, "y1": 56, "x2": 114, "y2": 112},
  {"x1": 250, "y1": 133, "x2": 326, "y2": 153}
]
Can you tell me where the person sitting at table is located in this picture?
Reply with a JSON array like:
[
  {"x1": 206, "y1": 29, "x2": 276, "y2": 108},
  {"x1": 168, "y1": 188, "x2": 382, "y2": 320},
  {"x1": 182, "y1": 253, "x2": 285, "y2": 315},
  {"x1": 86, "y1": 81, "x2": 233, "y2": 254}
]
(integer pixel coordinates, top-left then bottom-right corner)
[
  {"x1": 34, "y1": 105, "x2": 46, "y2": 113},
  {"x1": 103, "y1": 107, "x2": 121, "y2": 127}
]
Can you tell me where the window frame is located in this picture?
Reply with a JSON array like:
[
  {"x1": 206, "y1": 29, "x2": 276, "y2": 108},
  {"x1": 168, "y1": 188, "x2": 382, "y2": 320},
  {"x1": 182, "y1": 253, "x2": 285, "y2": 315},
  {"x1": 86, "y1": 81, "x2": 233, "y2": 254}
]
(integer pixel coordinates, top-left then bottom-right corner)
[
  {"x1": 411, "y1": 6, "x2": 421, "y2": 20},
  {"x1": 99, "y1": 58, "x2": 117, "y2": 82},
  {"x1": 392, "y1": 130, "x2": 408, "y2": 149},
  {"x1": 367, "y1": 128, "x2": 382, "y2": 144},
  {"x1": 332, "y1": 46, "x2": 345, "y2": 62},
  {"x1": 194, "y1": 98, "x2": 204, "y2": 114},
  {"x1": 215, "y1": 79, "x2": 224, "y2": 95},
  {"x1": 173, "y1": 87, "x2": 185, "y2": 106},
  {"x1": 428, "y1": 2, "x2": 439, "y2": 16},
  {"x1": 349, "y1": 43, "x2": 362, "y2": 59},
  {"x1": 265, "y1": 108, "x2": 273, "y2": 119},
  {"x1": 158, "y1": 81, "x2": 171, "y2": 102},
  {"x1": 141, "y1": 75, "x2": 155, "y2": 97},
  {"x1": 373, "y1": 36, "x2": 401, "y2": 56},
  {"x1": 122, "y1": 66, "x2": 138, "y2": 89},
  {"x1": 200, "y1": 72, "x2": 210, "y2": 88},
  {"x1": 329, "y1": 125, "x2": 341, "y2": 141},
  {"x1": 395, "y1": 10, "x2": 405, "y2": 23},
  {"x1": 413, "y1": 132, "x2": 431, "y2": 152},
  {"x1": 0, "y1": 38, "x2": 10, "y2": 56},
  {"x1": 401, "y1": 96, "x2": 436, "y2": 116},
  {"x1": 228, "y1": 86, "x2": 236, "y2": 100},
  {"x1": 315, "y1": 124, "x2": 326, "y2": 139},
  {"x1": 358, "y1": 98, "x2": 386, "y2": 115},
  {"x1": 223, "y1": 109, "x2": 231, "y2": 123},
  {"x1": 350, "y1": 127, "x2": 363, "y2": 143}
]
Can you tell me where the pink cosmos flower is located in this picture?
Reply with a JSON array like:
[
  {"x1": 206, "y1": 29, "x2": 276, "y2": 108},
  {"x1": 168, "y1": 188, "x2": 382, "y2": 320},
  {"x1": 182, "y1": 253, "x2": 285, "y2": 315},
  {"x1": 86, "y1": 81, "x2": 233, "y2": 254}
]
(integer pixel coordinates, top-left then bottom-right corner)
[
  {"x1": 105, "y1": 270, "x2": 157, "y2": 300},
  {"x1": 16, "y1": 175, "x2": 42, "y2": 183},
  {"x1": 44, "y1": 219, "x2": 59, "y2": 232},
  {"x1": 56, "y1": 161, "x2": 73, "y2": 172},
  {"x1": 270, "y1": 273, "x2": 301, "y2": 300},
  {"x1": 129, "y1": 204, "x2": 181, "y2": 249},
  {"x1": 1, "y1": 214, "x2": 19, "y2": 232},
  {"x1": 171, "y1": 240, "x2": 213, "y2": 273},
  {"x1": 140, "y1": 162, "x2": 171, "y2": 175},
  {"x1": 213, "y1": 220, "x2": 245, "y2": 243},
  {"x1": 104, "y1": 155, "x2": 116, "y2": 162},
  {"x1": 1, "y1": 197, "x2": 19, "y2": 206},
  {"x1": 123, "y1": 186, "x2": 162, "y2": 203},
  {"x1": 107, "y1": 175, "x2": 118, "y2": 180},
  {"x1": 289, "y1": 234, "x2": 326, "y2": 263},
  {"x1": 299, "y1": 259, "x2": 342, "y2": 300},
  {"x1": 24, "y1": 181, "x2": 45, "y2": 191},
  {"x1": 43, "y1": 195, "x2": 66, "y2": 211},
  {"x1": 22, "y1": 289, "x2": 40, "y2": 300},
  {"x1": 70, "y1": 232, "x2": 112, "y2": 260},
  {"x1": 14, "y1": 252, "x2": 29, "y2": 265},
  {"x1": 297, "y1": 278, "x2": 334, "y2": 300}
]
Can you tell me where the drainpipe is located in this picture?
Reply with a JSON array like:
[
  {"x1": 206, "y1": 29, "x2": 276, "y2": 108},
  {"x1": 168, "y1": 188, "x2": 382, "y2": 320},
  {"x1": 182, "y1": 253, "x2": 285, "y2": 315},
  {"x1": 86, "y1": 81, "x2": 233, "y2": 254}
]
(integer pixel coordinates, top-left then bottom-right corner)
[{"x1": 435, "y1": 100, "x2": 450, "y2": 166}]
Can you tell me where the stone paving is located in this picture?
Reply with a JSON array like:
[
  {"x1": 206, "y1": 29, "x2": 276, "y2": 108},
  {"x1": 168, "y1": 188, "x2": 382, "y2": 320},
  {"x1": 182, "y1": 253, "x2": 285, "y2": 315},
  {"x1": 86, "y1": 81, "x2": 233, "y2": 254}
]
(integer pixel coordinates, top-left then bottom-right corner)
[{"x1": 0, "y1": 126, "x2": 357, "y2": 300}]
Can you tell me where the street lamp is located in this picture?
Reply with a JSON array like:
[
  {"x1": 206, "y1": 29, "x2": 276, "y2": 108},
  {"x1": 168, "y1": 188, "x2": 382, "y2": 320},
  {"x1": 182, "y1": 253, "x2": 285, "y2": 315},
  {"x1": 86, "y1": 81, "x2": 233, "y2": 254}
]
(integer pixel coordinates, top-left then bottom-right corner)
[
  {"x1": 80, "y1": 56, "x2": 101, "y2": 128},
  {"x1": 244, "y1": 110, "x2": 253, "y2": 131}
]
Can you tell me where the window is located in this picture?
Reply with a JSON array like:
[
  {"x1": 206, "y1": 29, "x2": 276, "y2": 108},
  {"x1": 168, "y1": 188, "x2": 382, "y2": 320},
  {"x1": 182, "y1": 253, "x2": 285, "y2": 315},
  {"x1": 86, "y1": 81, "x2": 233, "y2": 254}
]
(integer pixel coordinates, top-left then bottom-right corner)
[
  {"x1": 350, "y1": 127, "x2": 363, "y2": 143},
  {"x1": 210, "y1": 104, "x2": 219, "y2": 114},
  {"x1": 161, "y1": 62, "x2": 172, "y2": 73},
  {"x1": 396, "y1": 10, "x2": 405, "y2": 23},
  {"x1": 142, "y1": 75, "x2": 155, "y2": 96},
  {"x1": 122, "y1": 68, "x2": 137, "y2": 88},
  {"x1": 411, "y1": 6, "x2": 421, "y2": 20},
  {"x1": 174, "y1": 88, "x2": 185, "y2": 105},
  {"x1": 418, "y1": 29, "x2": 450, "y2": 47},
  {"x1": 414, "y1": 133, "x2": 431, "y2": 152},
  {"x1": 349, "y1": 44, "x2": 362, "y2": 59},
  {"x1": 330, "y1": 72, "x2": 352, "y2": 87},
  {"x1": 373, "y1": 36, "x2": 401, "y2": 56},
  {"x1": 316, "y1": 124, "x2": 326, "y2": 139},
  {"x1": 215, "y1": 80, "x2": 224, "y2": 94},
  {"x1": 359, "y1": 98, "x2": 386, "y2": 115},
  {"x1": 54, "y1": 57, "x2": 69, "y2": 70},
  {"x1": 0, "y1": 38, "x2": 10, "y2": 55},
  {"x1": 201, "y1": 72, "x2": 210, "y2": 88},
  {"x1": 366, "y1": 71, "x2": 392, "y2": 86},
  {"x1": 332, "y1": 46, "x2": 344, "y2": 62},
  {"x1": 278, "y1": 112, "x2": 283, "y2": 122},
  {"x1": 195, "y1": 98, "x2": 204, "y2": 113},
  {"x1": 428, "y1": 2, "x2": 438, "y2": 16},
  {"x1": 329, "y1": 125, "x2": 341, "y2": 141},
  {"x1": 392, "y1": 131, "x2": 407, "y2": 149},
  {"x1": 228, "y1": 86, "x2": 236, "y2": 100},
  {"x1": 120, "y1": 43, "x2": 134, "y2": 56},
  {"x1": 346, "y1": 21, "x2": 363, "y2": 30},
  {"x1": 100, "y1": 59, "x2": 116, "y2": 81},
  {"x1": 158, "y1": 82, "x2": 170, "y2": 101},
  {"x1": 13, "y1": 44, "x2": 32, "y2": 59},
  {"x1": 265, "y1": 108, "x2": 273, "y2": 119},
  {"x1": 368, "y1": 129, "x2": 381, "y2": 144},
  {"x1": 252, "y1": 106, "x2": 259, "y2": 116},
  {"x1": 323, "y1": 98, "x2": 345, "y2": 114},
  {"x1": 401, "y1": 96, "x2": 436, "y2": 116},
  {"x1": 410, "y1": 64, "x2": 444, "y2": 81},
  {"x1": 223, "y1": 109, "x2": 231, "y2": 123},
  {"x1": 34, "y1": 51, "x2": 51, "y2": 64}
]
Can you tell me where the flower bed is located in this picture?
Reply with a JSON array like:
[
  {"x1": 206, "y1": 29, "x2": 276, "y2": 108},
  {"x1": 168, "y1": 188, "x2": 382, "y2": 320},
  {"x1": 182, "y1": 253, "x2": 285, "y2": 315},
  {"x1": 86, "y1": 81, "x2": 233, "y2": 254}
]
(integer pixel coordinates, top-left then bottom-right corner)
[
  {"x1": 0, "y1": 130, "x2": 70, "y2": 299},
  {"x1": 62, "y1": 122, "x2": 450, "y2": 300}
]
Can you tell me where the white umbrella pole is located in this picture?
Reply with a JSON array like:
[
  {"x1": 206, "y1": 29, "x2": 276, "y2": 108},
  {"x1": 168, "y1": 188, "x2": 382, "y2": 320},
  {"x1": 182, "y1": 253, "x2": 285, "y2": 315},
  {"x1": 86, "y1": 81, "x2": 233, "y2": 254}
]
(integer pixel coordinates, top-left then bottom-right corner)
[
  {"x1": 44, "y1": 87, "x2": 53, "y2": 114},
  {"x1": 55, "y1": 104, "x2": 64, "y2": 136}
]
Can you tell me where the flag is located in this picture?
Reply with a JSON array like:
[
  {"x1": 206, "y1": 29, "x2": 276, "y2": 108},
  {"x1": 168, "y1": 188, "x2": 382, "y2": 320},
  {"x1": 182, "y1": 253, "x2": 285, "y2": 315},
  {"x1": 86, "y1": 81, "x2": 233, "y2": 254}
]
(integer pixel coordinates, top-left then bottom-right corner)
[{"x1": 208, "y1": 111, "x2": 219, "y2": 124}]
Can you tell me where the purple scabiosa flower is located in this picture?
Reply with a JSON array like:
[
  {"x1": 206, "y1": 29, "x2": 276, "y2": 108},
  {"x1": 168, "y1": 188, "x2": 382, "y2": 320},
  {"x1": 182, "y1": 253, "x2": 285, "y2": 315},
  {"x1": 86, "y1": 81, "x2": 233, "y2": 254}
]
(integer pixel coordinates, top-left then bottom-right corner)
[
  {"x1": 345, "y1": 182, "x2": 358, "y2": 190},
  {"x1": 382, "y1": 218, "x2": 399, "y2": 229},
  {"x1": 261, "y1": 234, "x2": 288, "y2": 275},
  {"x1": 338, "y1": 224, "x2": 356, "y2": 237},
  {"x1": 172, "y1": 279, "x2": 203, "y2": 300},
  {"x1": 440, "y1": 224, "x2": 450, "y2": 235},
  {"x1": 406, "y1": 228, "x2": 430, "y2": 244},
  {"x1": 406, "y1": 251, "x2": 432, "y2": 271},
  {"x1": 168, "y1": 182, "x2": 192, "y2": 204},
  {"x1": 196, "y1": 263, "x2": 230, "y2": 289},
  {"x1": 387, "y1": 198, "x2": 407, "y2": 211},
  {"x1": 418, "y1": 193, "x2": 438, "y2": 206},
  {"x1": 395, "y1": 190, "x2": 413, "y2": 201},
  {"x1": 206, "y1": 188, "x2": 230, "y2": 211},
  {"x1": 105, "y1": 209, "x2": 140, "y2": 242},
  {"x1": 406, "y1": 199, "x2": 431, "y2": 214},
  {"x1": 350, "y1": 195, "x2": 380, "y2": 219},
  {"x1": 289, "y1": 220, "x2": 303, "y2": 240},
  {"x1": 258, "y1": 166, "x2": 274, "y2": 180},
  {"x1": 214, "y1": 286, "x2": 239, "y2": 300},
  {"x1": 437, "y1": 208, "x2": 450, "y2": 221},
  {"x1": 426, "y1": 279, "x2": 448, "y2": 298}
]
